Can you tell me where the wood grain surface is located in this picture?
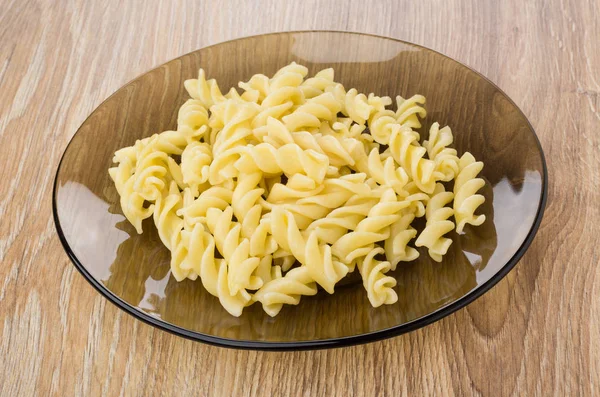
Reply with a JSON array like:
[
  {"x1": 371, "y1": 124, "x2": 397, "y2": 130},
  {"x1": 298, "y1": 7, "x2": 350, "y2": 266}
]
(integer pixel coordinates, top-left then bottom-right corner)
[{"x1": 1, "y1": 0, "x2": 598, "y2": 395}]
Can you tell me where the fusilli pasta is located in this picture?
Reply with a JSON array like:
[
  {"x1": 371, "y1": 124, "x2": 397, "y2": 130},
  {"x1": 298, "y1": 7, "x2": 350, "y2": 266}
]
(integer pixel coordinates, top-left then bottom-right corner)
[{"x1": 109, "y1": 62, "x2": 487, "y2": 316}]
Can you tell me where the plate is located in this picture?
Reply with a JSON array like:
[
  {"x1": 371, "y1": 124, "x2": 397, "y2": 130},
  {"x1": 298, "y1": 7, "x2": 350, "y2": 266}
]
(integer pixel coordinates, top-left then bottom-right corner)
[{"x1": 53, "y1": 31, "x2": 547, "y2": 350}]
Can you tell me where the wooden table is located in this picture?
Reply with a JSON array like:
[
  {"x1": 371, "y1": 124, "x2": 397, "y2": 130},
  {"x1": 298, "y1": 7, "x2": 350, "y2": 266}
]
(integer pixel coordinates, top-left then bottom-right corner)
[{"x1": 1, "y1": 1, "x2": 598, "y2": 395}]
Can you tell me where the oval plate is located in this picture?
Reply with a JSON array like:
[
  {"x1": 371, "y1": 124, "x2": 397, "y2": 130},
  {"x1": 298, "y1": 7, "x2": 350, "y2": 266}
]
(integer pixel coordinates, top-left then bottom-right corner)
[{"x1": 53, "y1": 31, "x2": 547, "y2": 350}]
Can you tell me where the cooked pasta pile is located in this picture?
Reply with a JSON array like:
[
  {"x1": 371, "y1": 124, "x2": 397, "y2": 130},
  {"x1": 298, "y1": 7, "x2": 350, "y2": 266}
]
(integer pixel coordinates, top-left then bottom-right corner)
[{"x1": 109, "y1": 63, "x2": 486, "y2": 316}]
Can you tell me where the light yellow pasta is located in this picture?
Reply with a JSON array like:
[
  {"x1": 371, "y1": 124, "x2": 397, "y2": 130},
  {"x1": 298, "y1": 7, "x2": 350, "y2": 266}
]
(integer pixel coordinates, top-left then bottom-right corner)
[
  {"x1": 330, "y1": 188, "x2": 407, "y2": 306},
  {"x1": 238, "y1": 73, "x2": 270, "y2": 103},
  {"x1": 109, "y1": 62, "x2": 487, "y2": 317},
  {"x1": 206, "y1": 207, "x2": 262, "y2": 294},
  {"x1": 326, "y1": 84, "x2": 380, "y2": 127},
  {"x1": 357, "y1": 247, "x2": 397, "y2": 307},
  {"x1": 260, "y1": 117, "x2": 358, "y2": 168},
  {"x1": 331, "y1": 188, "x2": 406, "y2": 263},
  {"x1": 184, "y1": 69, "x2": 227, "y2": 108},
  {"x1": 305, "y1": 232, "x2": 349, "y2": 294},
  {"x1": 177, "y1": 99, "x2": 209, "y2": 142},
  {"x1": 231, "y1": 171, "x2": 264, "y2": 238},
  {"x1": 395, "y1": 94, "x2": 427, "y2": 128},
  {"x1": 330, "y1": 117, "x2": 368, "y2": 140},
  {"x1": 152, "y1": 181, "x2": 189, "y2": 280},
  {"x1": 233, "y1": 143, "x2": 330, "y2": 183},
  {"x1": 415, "y1": 183, "x2": 455, "y2": 262},
  {"x1": 176, "y1": 185, "x2": 232, "y2": 222},
  {"x1": 282, "y1": 92, "x2": 341, "y2": 131},
  {"x1": 306, "y1": 194, "x2": 378, "y2": 246},
  {"x1": 300, "y1": 68, "x2": 336, "y2": 99},
  {"x1": 270, "y1": 207, "x2": 349, "y2": 294},
  {"x1": 210, "y1": 101, "x2": 259, "y2": 158},
  {"x1": 108, "y1": 159, "x2": 152, "y2": 234},
  {"x1": 109, "y1": 133, "x2": 186, "y2": 233},
  {"x1": 453, "y1": 152, "x2": 486, "y2": 233},
  {"x1": 183, "y1": 222, "x2": 253, "y2": 316},
  {"x1": 271, "y1": 174, "x2": 369, "y2": 229},
  {"x1": 363, "y1": 147, "x2": 411, "y2": 196},
  {"x1": 252, "y1": 266, "x2": 318, "y2": 317},
  {"x1": 249, "y1": 217, "x2": 278, "y2": 258},
  {"x1": 384, "y1": 209, "x2": 420, "y2": 269},
  {"x1": 386, "y1": 123, "x2": 437, "y2": 194},
  {"x1": 180, "y1": 141, "x2": 211, "y2": 196},
  {"x1": 423, "y1": 122, "x2": 460, "y2": 182}
]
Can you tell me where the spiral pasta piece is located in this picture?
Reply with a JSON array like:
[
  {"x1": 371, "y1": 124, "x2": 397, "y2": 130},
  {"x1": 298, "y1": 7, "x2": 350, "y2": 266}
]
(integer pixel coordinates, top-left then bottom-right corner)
[
  {"x1": 282, "y1": 173, "x2": 371, "y2": 230},
  {"x1": 306, "y1": 194, "x2": 378, "y2": 245},
  {"x1": 152, "y1": 182, "x2": 189, "y2": 280},
  {"x1": 176, "y1": 186, "x2": 232, "y2": 224},
  {"x1": 150, "y1": 130, "x2": 193, "y2": 155},
  {"x1": 176, "y1": 99, "x2": 209, "y2": 142},
  {"x1": 109, "y1": 161, "x2": 153, "y2": 234},
  {"x1": 252, "y1": 266, "x2": 318, "y2": 317},
  {"x1": 395, "y1": 95, "x2": 426, "y2": 128},
  {"x1": 233, "y1": 143, "x2": 329, "y2": 183},
  {"x1": 232, "y1": 172, "x2": 264, "y2": 211},
  {"x1": 272, "y1": 248, "x2": 297, "y2": 272},
  {"x1": 250, "y1": 63, "x2": 306, "y2": 111},
  {"x1": 184, "y1": 69, "x2": 227, "y2": 108},
  {"x1": 251, "y1": 101, "x2": 294, "y2": 129},
  {"x1": 423, "y1": 122, "x2": 460, "y2": 182},
  {"x1": 453, "y1": 152, "x2": 486, "y2": 233},
  {"x1": 367, "y1": 93, "x2": 393, "y2": 113},
  {"x1": 363, "y1": 147, "x2": 411, "y2": 196},
  {"x1": 206, "y1": 206, "x2": 262, "y2": 294},
  {"x1": 332, "y1": 188, "x2": 408, "y2": 263},
  {"x1": 300, "y1": 68, "x2": 335, "y2": 99},
  {"x1": 343, "y1": 88, "x2": 372, "y2": 125},
  {"x1": 271, "y1": 62, "x2": 308, "y2": 82},
  {"x1": 249, "y1": 216, "x2": 278, "y2": 258},
  {"x1": 296, "y1": 173, "x2": 371, "y2": 208},
  {"x1": 358, "y1": 247, "x2": 398, "y2": 307},
  {"x1": 330, "y1": 116, "x2": 367, "y2": 139},
  {"x1": 282, "y1": 92, "x2": 342, "y2": 131},
  {"x1": 232, "y1": 171, "x2": 265, "y2": 239},
  {"x1": 110, "y1": 62, "x2": 488, "y2": 316},
  {"x1": 270, "y1": 206, "x2": 308, "y2": 264},
  {"x1": 211, "y1": 101, "x2": 259, "y2": 157},
  {"x1": 387, "y1": 123, "x2": 437, "y2": 194},
  {"x1": 238, "y1": 73, "x2": 270, "y2": 103},
  {"x1": 368, "y1": 109, "x2": 400, "y2": 145},
  {"x1": 323, "y1": 84, "x2": 371, "y2": 125},
  {"x1": 260, "y1": 85, "x2": 303, "y2": 109},
  {"x1": 109, "y1": 134, "x2": 187, "y2": 232},
  {"x1": 415, "y1": 183, "x2": 455, "y2": 262},
  {"x1": 266, "y1": 174, "x2": 324, "y2": 203},
  {"x1": 179, "y1": 222, "x2": 252, "y2": 316},
  {"x1": 252, "y1": 255, "x2": 280, "y2": 286},
  {"x1": 305, "y1": 232, "x2": 349, "y2": 294},
  {"x1": 133, "y1": 150, "x2": 183, "y2": 201},
  {"x1": 384, "y1": 210, "x2": 419, "y2": 270},
  {"x1": 180, "y1": 141, "x2": 211, "y2": 196},
  {"x1": 270, "y1": 207, "x2": 348, "y2": 293},
  {"x1": 259, "y1": 117, "x2": 358, "y2": 168}
]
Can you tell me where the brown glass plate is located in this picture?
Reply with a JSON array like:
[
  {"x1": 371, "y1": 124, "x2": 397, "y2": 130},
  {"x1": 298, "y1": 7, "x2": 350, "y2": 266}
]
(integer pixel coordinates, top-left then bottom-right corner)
[{"x1": 53, "y1": 31, "x2": 547, "y2": 350}]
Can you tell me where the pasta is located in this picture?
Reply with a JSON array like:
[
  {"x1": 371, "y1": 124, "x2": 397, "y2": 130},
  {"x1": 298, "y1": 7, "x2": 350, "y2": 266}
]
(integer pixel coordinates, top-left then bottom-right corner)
[
  {"x1": 415, "y1": 183, "x2": 455, "y2": 262},
  {"x1": 423, "y1": 122, "x2": 460, "y2": 182},
  {"x1": 453, "y1": 152, "x2": 486, "y2": 233},
  {"x1": 109, "y1": 62, "x2": 487, "y2": 316}
]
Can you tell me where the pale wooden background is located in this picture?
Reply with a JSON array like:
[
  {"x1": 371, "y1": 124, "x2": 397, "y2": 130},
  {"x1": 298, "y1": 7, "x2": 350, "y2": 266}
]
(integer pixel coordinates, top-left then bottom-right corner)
[{"x1": 1, "y1": 0, "x2": 599, "y2": 395}]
